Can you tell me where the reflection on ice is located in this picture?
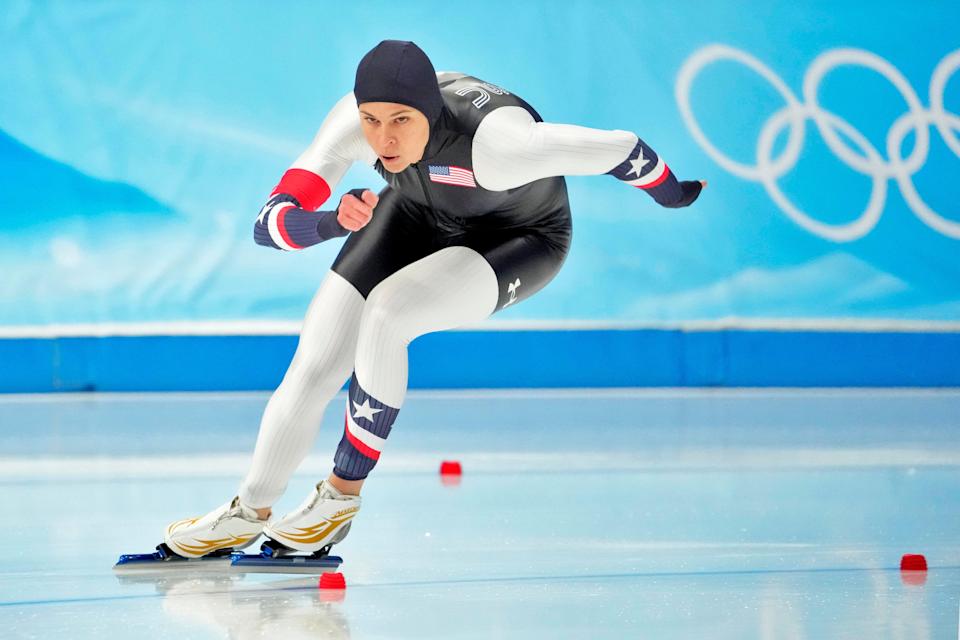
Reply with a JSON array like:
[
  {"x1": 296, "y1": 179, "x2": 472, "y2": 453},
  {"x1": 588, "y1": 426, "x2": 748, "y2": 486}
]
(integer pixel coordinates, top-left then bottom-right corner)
[{"x1": 117, "y1": 572, "x2": 351, "y2": 639}]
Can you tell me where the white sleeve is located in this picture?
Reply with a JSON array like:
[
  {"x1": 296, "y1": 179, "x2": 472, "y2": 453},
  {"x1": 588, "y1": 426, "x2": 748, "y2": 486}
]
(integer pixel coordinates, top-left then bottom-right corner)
[
  {"x1": 471, "y1": 106, "x2": 639, "y2": 191},
  {"x1": 290, "y1": 92, "x2": 378, "y2": 192}
]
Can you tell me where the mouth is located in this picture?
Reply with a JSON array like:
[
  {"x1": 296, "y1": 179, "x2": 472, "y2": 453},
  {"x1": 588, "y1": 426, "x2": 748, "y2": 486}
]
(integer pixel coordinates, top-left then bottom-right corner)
[{"x1": 380, "y1": 154, "x2": 401, "y2": 164}]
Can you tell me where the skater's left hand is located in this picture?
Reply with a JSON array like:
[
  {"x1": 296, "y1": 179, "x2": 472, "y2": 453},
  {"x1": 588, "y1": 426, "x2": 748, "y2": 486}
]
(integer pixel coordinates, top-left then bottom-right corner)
[{"x1": 663, "y1": 179, "x2": 707, "y2": 209}]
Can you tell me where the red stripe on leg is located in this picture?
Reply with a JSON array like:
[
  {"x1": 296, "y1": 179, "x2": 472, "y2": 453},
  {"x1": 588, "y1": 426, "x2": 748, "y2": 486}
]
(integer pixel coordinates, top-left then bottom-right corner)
[
  {"x1": 344, "y1": 413, "x2": 381, "y2": 460},
  {"x1": 275, "y1": 205, "x2": 303, "y2": 250},
  {"x1": 271, "y1": 168, "x2": 332, "y2": 210},
  {"x1": 639, "y1": 164, "x2": 671, "y2": 190}
]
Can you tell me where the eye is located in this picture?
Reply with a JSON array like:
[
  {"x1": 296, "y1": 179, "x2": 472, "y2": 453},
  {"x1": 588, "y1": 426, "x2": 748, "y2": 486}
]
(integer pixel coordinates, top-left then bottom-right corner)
[
  {"x1": 395, "y1": 116, "x2": 409, "y2": 124},
  {"x1": 363, "y1": 116, "x2": 378, "y2": 124}
]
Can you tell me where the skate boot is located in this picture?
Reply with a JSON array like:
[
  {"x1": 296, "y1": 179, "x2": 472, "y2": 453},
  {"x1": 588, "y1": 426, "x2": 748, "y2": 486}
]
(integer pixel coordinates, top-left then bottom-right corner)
[
  {"x1": 261, "y1": 480, "x2": 360, "y2": 557},
  {"x1": 163, "y1": 496, "x2": 267, "y2": 559}
]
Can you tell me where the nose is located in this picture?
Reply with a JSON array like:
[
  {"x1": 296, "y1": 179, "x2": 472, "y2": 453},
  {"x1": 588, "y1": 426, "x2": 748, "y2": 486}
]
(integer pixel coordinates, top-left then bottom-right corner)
[{"x1": 379, "y1": 128, "x2": 396, "y2": 151}]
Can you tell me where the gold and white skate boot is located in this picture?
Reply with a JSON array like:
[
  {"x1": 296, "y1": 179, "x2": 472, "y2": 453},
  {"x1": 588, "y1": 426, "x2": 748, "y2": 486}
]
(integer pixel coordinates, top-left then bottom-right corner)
[
  {"x1": 163, "y1": 496, "x2": 266, "y2": 559},
  {"x1": 262, "y1": 480, "x2": 360, "y2": 556}
]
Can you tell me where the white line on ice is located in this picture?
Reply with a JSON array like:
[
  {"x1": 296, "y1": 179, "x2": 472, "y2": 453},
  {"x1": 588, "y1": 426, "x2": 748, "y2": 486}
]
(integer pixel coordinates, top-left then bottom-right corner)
[{"x1": 1, "y1": 448, "x2": 957, "y2": 480}]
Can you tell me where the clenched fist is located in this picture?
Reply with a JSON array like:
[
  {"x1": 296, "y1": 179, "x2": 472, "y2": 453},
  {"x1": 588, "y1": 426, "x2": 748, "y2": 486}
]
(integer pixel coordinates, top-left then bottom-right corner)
[
  {"x1": 663, "y1": 179, "x2": 708, "y2": 209},
  {"x1": 338, "y1": 189, "x2": 379, "y2": 232}
]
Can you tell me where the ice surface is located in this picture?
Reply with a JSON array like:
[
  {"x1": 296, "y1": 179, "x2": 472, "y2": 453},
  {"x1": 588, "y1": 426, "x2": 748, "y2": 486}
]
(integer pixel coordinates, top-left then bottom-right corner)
[{"x1": 1, "y1": 389, "x2": 958, "y2": 638}]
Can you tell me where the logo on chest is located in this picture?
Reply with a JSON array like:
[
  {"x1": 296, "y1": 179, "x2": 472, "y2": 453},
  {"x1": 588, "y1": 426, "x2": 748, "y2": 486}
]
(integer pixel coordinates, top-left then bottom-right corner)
[{"x1": 427, "y1": 165, "x2": 477, "y2": 188}]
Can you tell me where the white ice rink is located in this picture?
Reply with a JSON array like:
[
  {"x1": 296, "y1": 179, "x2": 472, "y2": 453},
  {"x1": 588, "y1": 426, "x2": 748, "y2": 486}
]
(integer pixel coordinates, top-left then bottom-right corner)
[{"x1": 2, "y1": 389, "x2": 959, "y2": 638}]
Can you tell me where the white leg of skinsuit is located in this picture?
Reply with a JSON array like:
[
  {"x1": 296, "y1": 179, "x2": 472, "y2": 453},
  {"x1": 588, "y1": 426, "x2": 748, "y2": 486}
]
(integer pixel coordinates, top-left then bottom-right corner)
[
  {"x1": 355, "y1": 246, "x2": 500, "y2": 410},
  {"x1": 253, "y1": 246, "x2": 500, "y2": 553},
  {"x1": 239, "y1": 270, "x2": 365, "y2": 508},
  {"x1": 239, "y1": 246, "x2": 499, "y2": 507}
]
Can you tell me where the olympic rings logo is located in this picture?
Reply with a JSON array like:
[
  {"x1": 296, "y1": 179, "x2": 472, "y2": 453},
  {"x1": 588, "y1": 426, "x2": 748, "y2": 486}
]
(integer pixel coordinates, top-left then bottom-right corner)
[{"x1": 676, "y1": 45, "x2": 960, "y2": 242}]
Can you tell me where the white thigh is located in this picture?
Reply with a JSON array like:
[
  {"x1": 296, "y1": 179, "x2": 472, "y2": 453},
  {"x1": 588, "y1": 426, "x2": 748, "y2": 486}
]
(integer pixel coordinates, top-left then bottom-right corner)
[
  {"x1": 354, "y1": 246, "x2": 499, "y2": 407},
  {"x1": 286, "y1": 269, "x2": 365, "y2": 379}
]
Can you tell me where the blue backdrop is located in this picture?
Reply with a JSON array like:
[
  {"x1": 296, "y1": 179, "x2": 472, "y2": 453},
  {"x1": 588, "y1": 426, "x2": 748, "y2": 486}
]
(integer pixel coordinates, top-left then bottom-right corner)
[
  {"x1": 2, "y1": 0, "x2": 958, "y2": 325},
  {"x1": 0, "y1": 1, "x2": 958, "y2": 389}
]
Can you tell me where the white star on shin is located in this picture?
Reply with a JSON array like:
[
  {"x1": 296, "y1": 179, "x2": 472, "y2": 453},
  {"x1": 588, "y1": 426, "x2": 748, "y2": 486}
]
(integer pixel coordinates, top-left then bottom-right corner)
[
  {"x1": 352, "y1": 398, "x2": 383, "y2": 422},
  {"x1": 627, "y1": 149, "x2": 650, "y2": 177}
]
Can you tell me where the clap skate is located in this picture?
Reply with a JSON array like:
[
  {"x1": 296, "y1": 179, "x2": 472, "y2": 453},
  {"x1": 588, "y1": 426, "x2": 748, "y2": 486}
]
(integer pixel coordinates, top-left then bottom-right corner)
[
  {"x1": 231, "y1": 480, "x2": 358, "y2": 573},
  {"x1": 115, "y1": 496, "x2": 269, "y2": 573}
]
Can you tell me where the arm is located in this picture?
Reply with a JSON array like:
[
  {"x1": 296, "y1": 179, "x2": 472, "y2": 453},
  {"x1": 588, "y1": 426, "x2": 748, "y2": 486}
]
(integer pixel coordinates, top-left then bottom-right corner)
[
  {"x1": 255, "y1": 92, "x2": 378, "y2": 251},
  {"x1": 471, "y1": 106, "x2": 702, "y2": 207}
]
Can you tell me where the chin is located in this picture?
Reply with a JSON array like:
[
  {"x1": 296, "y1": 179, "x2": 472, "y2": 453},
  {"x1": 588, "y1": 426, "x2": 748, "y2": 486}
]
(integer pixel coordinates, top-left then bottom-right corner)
[{"x1": 380, "y1": 157, "x2": 411, "y2": 173}]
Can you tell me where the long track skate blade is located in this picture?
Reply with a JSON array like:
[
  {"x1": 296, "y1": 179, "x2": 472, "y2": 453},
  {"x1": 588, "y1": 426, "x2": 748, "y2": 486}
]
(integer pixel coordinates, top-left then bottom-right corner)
[
  {"x1": 230, "y1": 552, "x2": 343, "y2": 574},
  {"x1": 113, "y1": 546, "x2": 234, "y2": 573}
]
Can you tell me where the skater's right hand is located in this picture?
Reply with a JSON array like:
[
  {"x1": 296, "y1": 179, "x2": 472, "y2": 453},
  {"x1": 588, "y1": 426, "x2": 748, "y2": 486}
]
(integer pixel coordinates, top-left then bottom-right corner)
[{"x1": 338, "y1": 189, "x2": 379, "y2": 232}]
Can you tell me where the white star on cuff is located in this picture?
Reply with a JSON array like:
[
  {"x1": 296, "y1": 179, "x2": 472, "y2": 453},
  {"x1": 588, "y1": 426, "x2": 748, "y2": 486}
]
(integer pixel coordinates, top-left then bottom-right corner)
[
  {"x1": 627, "y1": 149, "x2": 650, "y2": 177},
  {"x1": 352, "y1": 398, "x2": 384, "y2": 422}
]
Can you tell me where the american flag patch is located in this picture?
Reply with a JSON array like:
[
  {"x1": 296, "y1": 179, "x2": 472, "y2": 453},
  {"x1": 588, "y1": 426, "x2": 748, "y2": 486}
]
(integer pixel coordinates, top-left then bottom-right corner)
[{"x1": 428, "y1": 165, "x2": 476, "y2": 188}]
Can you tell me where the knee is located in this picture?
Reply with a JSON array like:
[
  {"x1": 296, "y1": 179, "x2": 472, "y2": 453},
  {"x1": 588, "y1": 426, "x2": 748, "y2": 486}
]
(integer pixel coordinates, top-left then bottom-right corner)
[
  {"x1": 285, "y1": 339, "x2": 354, "y2": 388},
  {"x1": 359, "y1": 279, "x2": 422, "y2": 346}
]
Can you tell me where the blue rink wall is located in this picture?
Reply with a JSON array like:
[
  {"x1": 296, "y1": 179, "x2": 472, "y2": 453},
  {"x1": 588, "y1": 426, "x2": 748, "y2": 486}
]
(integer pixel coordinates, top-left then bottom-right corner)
[{"x1": 2, "y1": 328, "x2": 958, "y2": 392}]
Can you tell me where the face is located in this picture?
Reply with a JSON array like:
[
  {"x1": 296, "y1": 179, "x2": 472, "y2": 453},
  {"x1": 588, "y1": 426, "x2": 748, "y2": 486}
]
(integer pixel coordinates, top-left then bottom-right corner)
[{"x1": 358, "y1": 102, "x2": 430, "y2": 173}]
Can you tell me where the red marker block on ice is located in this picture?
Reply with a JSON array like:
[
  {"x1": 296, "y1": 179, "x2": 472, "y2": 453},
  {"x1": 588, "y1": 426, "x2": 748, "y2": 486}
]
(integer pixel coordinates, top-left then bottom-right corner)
[
  {"x1": 439, "y1": 460, "x2": 462, "y2": 475},
  {"x1": 319, "y1": 570, "x2": 344, "y2": 586},
  {"x1": 899, "y1": 553, "x2": 928, "y2": 586},
  {"x1": 318, "y1": 571, "x2": 346, "y2": 601},
  {"x1": 319, "y1": 571, "x2": 346, "y2": 589},
  {"x1": 439, "y1": 460, "x2": 463, "y2": 486}
]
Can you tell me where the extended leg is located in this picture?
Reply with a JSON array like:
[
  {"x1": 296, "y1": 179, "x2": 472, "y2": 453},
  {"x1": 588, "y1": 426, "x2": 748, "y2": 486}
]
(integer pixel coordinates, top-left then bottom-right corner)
[{"x1": 238, "y1": 270, "x2": 365, "y2": 509}]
